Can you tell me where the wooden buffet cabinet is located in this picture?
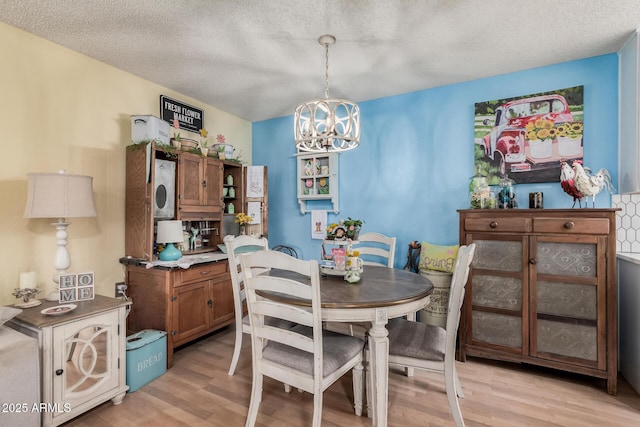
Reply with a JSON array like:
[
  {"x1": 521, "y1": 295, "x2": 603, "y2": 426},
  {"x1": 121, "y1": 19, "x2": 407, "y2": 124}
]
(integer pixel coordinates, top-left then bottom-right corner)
[
  {"x1": 458, "y1": 208, "x2": 618, "y2": 394},
  {"x1": 123, "y1": 259, "x2": 233, "y2": 367},
  {"x1": 123, "y1": 142, "x2": 252, "y2": 367}
]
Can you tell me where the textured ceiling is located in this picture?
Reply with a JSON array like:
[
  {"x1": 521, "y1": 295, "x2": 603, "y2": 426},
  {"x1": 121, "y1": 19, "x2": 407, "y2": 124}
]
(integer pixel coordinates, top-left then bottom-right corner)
[{"x1": 1, "y1": 0, "x2": 639, "y2": 122}]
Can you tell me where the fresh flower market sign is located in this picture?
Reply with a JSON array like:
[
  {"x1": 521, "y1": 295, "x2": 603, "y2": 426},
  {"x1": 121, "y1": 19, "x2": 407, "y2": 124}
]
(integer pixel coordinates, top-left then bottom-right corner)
[{"x1": 160, "y1": 95, "x2": 203, "y2": 133}]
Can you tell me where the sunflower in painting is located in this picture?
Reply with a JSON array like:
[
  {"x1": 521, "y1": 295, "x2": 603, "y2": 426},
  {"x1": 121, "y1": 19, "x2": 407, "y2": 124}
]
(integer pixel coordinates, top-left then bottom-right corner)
[
  {"x1": 555, "y1": 121, "x2": 583, "y2": 139},
  {"x1": 525, "y1": 119, "x2": 557, "y2": 141}
]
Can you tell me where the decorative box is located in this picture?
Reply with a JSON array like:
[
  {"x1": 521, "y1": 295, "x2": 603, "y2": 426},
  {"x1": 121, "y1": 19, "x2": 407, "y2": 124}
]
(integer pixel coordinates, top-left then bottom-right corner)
[{"x1": 131, "y1": 115, "x2": 170, "y2": 146}]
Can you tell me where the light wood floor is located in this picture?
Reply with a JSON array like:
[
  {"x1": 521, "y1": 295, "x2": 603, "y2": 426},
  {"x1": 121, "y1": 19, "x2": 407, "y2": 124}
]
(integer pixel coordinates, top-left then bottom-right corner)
[{"x1": 67, "y1": 326, "x2": 640, "y2": 427}]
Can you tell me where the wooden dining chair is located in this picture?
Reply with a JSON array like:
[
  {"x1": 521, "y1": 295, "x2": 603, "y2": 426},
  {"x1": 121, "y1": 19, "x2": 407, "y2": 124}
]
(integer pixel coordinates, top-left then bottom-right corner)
[
  {"x1": 365, "y1": 243, "x2": 476, "y2": 427},
  {"x1": 240, "y1": 250, "x2": 365, "y2": 427},
  {"x1": 354, "y1": 232, "x2": 397, "y2": 267},
  {"x1": 224, "y1": 234, "x2": 270, "y2": 376}
]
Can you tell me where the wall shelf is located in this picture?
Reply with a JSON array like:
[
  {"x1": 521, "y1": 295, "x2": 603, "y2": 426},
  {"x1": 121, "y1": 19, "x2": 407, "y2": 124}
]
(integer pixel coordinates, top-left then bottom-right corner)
[{"x1": 296, "y1": 152, "x2": 339, "y2": 214}]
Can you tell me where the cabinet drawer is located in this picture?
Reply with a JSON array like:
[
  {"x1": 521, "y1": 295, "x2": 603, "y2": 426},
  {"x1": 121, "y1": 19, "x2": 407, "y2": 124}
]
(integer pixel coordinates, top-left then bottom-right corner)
[
  {"x1": 465, "y1": 217, "x2": 531, "y2": 233},
  {"x1": 178, "y1": 205, "x2": 222, "y2": 221},
  {"x1": 533, "y1": 218, "x2": 609, "y2": 234},
  {"x1": 179, "y1": 262, "x2": 227, "y2": 284}
]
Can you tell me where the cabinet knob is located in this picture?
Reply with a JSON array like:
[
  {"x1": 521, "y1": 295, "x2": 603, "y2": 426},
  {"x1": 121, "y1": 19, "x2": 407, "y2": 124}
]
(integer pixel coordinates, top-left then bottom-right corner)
[
  {"x1": 564, "y1": 221, "x2": 575, "y2": 229},
  {"x1": 529, "y1": 258, "x2": 538, "y2": 265},
  {"x1": 489, "y1": 221, "x2": 498, "y2": 228},
  {"x1": 207, "y1": 299, "x2": 213, "y2": 307},
  {"x1": 202, "y1": 180, "x2": 207, "y2": 187},
  {"x1": 55, "y1": 369, "x2": 64, "y2": 376}
]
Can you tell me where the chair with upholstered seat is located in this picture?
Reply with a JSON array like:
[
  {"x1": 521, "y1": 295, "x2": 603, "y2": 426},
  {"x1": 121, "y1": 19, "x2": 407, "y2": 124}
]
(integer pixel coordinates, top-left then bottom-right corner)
[
  {"x1": 366, "y1": 243, "x2": 476, "y2": 427},
  {"x1": 224, "y1": 234, "x2": 270, "y2": 376},
  {"x1": 354, "y1": 232, "x2": 397, "y2": 267},
  {"x1": 241, "y1": 250, "x2": 365, "y2": 427}
]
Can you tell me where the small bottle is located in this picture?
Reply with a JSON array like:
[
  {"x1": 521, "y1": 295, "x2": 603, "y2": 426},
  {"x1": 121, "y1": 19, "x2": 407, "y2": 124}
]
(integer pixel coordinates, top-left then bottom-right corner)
[{"x1": 228, "y1": 202, "x2": 235, "y2": 214}]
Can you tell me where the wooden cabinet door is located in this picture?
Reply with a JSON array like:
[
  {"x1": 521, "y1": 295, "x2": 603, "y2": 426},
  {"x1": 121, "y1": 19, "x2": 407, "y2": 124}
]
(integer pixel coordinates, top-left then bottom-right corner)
[
  {"x1": 211, "y1": 273, "x2": 234, "y2": 326},
  {"x1": 178, "y1": 153, "x2": 203, "y2": 206},
  {"x1": 529, "y1": 235, "x2": 607, "y2": 369},
  {"x1": 203, "y1": 157, "x2": 222, "y2": 208},
  {"x1": 464, "y1": 233, "x2": 528, "y2": 355},
  {"x1": 172, "y1": 280, "x2": 212, "y2": 345}
]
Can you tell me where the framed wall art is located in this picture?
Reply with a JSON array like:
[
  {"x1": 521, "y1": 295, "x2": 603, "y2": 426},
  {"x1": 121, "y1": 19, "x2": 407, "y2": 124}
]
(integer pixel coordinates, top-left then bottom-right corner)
[{"x1": 474, "y1": 86, "x2": 584, "y2": 184}]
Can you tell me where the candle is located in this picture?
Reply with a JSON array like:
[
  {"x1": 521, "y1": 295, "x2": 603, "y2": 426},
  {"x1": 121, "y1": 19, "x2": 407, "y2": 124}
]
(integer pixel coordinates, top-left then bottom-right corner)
[{"x1": 20, "y1": 271, "x2": 36, "y2": 289}]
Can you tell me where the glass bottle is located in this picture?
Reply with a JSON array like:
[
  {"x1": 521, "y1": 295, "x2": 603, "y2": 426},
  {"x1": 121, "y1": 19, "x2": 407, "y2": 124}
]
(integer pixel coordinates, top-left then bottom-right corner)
[
  {"x1": 497, "y1": 174, "x2": 517, "y2": 209},
  {"x1": 469, "y1": 165, "x2": 490, "y2": 209}
]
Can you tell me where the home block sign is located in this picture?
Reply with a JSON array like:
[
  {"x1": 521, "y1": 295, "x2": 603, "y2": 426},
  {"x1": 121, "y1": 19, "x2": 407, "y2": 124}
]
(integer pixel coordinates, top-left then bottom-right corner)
[{"x1": 59, "y1": 272, "x2": 95, "y2": 303}]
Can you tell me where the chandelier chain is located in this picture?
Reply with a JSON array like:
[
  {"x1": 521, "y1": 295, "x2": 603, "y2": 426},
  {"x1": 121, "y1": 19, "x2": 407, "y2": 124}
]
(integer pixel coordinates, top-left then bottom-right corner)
[{"x1": 324, "y1": 41, "x2": 330, "y2": 99}]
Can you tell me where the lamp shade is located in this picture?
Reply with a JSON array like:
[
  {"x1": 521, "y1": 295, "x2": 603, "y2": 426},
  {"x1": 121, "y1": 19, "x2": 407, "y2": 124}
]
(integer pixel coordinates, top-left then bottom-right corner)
[
  {"x1": 24, "y1": 172, "x2": 97, "y2": 218},
  {"x1": 156, "y1": 220, "x2": 183, "y2": 243}
]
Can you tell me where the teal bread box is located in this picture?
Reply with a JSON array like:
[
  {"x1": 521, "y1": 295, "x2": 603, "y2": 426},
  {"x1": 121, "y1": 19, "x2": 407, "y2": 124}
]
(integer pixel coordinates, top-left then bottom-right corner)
[{"x1": 126, "y1": 329, "x2": 167, "y2": 392}]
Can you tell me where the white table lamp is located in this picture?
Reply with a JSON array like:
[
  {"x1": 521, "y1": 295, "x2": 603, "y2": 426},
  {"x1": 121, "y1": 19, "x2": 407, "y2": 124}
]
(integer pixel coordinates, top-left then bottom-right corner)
[
  {"x1": 24, "y1": 170, "x2": 97, "y2": 301},
  {"x1": 156, "y1": 220, "x2": 183, "y2": 261}
]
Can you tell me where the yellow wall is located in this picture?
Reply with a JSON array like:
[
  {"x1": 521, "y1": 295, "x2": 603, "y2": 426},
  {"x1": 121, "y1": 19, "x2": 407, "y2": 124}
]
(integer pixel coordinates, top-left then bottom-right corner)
[{"x1": 0, "y1": 22, "x2": 252, "y2": 305}]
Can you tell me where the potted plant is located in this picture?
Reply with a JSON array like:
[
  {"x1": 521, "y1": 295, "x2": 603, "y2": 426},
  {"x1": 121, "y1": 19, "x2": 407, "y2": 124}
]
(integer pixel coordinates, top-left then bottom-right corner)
[
  {"x1": 171, "y1": 119, "x2": 181, "y2": 149},
  {"x1": 343, "y1": 217, "x2": 364, "y2": 240},
  {"x1": 217, "y1": 144, "x2": 226, "y2": 160},
  {"x1": 199, "y1": 128, "x2": 210, "y2": 156},
  {"x1": 326, "y1": 217, "x2": 364, "y2": 240}
]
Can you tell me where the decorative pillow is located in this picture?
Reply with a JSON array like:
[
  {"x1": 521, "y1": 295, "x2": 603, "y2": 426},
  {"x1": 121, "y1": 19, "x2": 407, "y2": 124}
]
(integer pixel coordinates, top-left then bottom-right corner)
[
  {"x1": 419, "y1": 242, "x2": 459, "y2": 273},
  {"x1": 0, "y1": 306, "x2": 22, "y2": 327}
]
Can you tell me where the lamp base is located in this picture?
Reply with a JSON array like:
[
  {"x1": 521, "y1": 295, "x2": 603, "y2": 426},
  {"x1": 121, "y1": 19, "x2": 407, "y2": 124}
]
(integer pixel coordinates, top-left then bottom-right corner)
[
  {"x1": 159, "y1": 243, "x2": 182, "y2": 261},
  {"x1": 46, "y1": 289, "x2": 60, "y2": 302}
]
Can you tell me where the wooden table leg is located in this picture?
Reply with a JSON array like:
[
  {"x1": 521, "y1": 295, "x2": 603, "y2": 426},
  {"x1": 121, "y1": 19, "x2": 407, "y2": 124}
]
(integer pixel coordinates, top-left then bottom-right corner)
[{"x1": 368, "y1": 308, "x2": 389, "y2": 427}]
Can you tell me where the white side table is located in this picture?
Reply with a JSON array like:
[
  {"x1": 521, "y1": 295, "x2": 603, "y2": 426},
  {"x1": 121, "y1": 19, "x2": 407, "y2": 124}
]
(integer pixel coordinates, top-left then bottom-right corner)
[{"x1": 8, "y1": 295, "x2": 131, "y2": 427}]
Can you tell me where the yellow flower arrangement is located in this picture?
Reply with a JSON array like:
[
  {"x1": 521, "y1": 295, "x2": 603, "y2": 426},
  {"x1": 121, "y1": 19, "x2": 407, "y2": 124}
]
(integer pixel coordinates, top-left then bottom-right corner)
[
  {"x1": 235, "y1": 212, "x2": 253, "y2": 225},
  {"x1": 199, "y1": 128, "x2": 210, "y2": 148},
  {"x1": 346, "y1": 249, "x2": 360, "y2": 257},
  {"x1": 525, "y1": 119, "x2": 556, "y2": 141},
  {"x1": 555, "y1": 121, "x2": 583, "y2": 139}
]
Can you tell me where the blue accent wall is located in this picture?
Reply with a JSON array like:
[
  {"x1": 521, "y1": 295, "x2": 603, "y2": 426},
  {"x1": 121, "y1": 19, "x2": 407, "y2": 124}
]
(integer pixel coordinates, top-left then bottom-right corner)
[{"x1": 253, "y1": 54, "x2": 619, "y2": 267}]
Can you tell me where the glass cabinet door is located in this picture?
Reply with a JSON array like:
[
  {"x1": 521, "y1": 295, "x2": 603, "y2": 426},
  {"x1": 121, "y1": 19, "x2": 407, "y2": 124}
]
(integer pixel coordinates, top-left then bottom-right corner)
[
  {"x1": 52, "y1": 311, "x2": 120, "y2": 415},
  {"x1": 530, "y1": 235, "x2": 606, "y2": 368}
]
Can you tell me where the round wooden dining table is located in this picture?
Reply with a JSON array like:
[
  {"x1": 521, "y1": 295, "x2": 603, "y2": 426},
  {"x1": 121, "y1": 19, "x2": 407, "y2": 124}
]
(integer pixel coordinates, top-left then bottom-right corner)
[{"x1": 267, "y1": 265, "x2": 433, "y2": 427}]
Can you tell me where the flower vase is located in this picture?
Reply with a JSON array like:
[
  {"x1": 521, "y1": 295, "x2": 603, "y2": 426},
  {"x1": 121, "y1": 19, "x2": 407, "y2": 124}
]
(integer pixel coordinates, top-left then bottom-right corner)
[
  {"x1": 218, "y1": 151, "x2": 226, "y2": 160},
  {"x1": 171, "y1": 138, "x2": 181, "y2": 149},
  {"x1": 239, "y1": 224, "x2": 246, "y2": 235},
  {"x1": 201, "y1": 147, "x2": 209, "y2": 156}
]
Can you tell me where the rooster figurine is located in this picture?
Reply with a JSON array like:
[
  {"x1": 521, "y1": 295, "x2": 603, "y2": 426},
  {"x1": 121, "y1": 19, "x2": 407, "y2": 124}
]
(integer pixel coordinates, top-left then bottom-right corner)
[
  {"x1": 572, "y1": 160, "x2": 615, "y2": 207},
  {"x1": 560, "y1": 161, "x2": 583, "y2": 208}
]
